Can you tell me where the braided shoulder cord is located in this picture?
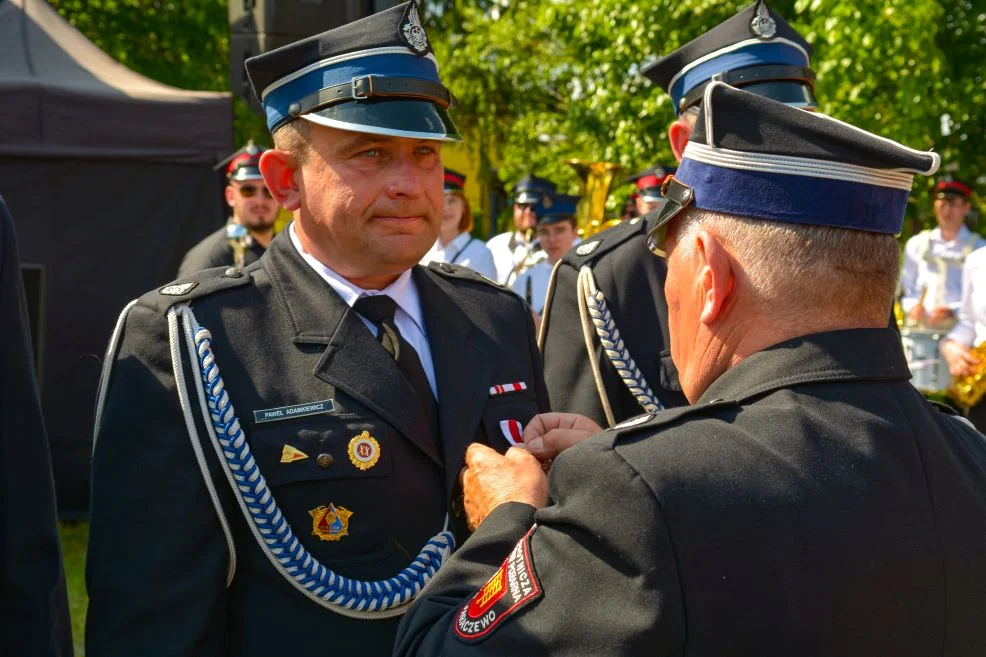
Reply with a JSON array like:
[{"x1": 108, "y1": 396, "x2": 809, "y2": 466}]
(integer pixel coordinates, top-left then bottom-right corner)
[
  {"x1": 578, "y1": 267, "x2": 664, "y2": 416},
  {"x1": 179, "y1": 308, "x2": 454, "y2": 618}
]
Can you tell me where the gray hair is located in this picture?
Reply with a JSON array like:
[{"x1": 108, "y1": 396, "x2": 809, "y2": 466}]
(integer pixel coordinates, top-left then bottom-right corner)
[{"x1": 671, "y1": 209, "x2": 900, "y2": 323}]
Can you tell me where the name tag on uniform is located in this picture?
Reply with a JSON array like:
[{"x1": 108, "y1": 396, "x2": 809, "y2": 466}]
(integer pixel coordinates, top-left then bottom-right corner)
[{"x1": 253, "y1": 399, "x2": 336, "y2": 424}]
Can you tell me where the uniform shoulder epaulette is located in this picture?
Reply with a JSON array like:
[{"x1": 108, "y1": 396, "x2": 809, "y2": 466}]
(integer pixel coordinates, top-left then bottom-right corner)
[
  {"x1": 426, "y1": 261, "x2": 504, "y2": 289},
  {"x1": 138, "y1": 265, "x2": 255, "y2": 314},
  {"x1": 608, "y1": 398, "x2": 739, "y2": 437},
  {"x1": 560, "y1": 215, "x2": 652, "y2": 268}
]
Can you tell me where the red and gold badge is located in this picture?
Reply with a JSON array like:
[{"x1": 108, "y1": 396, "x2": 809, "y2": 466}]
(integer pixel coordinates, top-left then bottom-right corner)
[
  {"x1": 309, "y1": 503, "x2": 352, "y2": 542},
  {"x1": 348, "y1": 431, "x2": 381, "y2": 471}
]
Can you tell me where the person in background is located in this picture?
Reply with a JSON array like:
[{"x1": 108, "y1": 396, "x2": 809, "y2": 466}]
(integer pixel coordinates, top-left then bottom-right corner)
[
  {"x1": 0, "y1": 195, "x2": 73, "y2": 657},
  {"x1": 900, "y1": 176, "x2": 984, "y2": 328},
  {"x1": 178, "y1": 142, "x2": 279, "y2": 277},
  {"x1": 487, "y1": 175, "x2": 556, "y2": 285},
  {"x1": 421, "y1": 168, "x2": 496, "y2": 280},
  {"x1": 626, "y1": 165, "x2": 674, "y2": 217},
  {"x1": 510, "y1": 195, "x2": 580, "y2": 316}
]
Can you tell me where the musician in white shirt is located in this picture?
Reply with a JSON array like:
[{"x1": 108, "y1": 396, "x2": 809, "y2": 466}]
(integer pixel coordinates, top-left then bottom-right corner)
[
  {"x1": 420, "y1": 168, "x2": 496, "y2": 281},
  {"x1": 511, "y1": 195, "x2": 580, "y2": 315},
  {"x1": 487, "y1": 174, "x2": 557, "y2": 284},
  {"x1": 942, "y1": 245, "x2": 986, "y2": 429},
  {"x1": 899, "y1": 177, "x2": 984, "y2": 327}
]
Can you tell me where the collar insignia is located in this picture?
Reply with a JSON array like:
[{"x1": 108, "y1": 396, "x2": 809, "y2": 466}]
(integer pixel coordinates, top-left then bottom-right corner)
[
  {"x1": 400, "y1": 3, "x2": 431, "y2": 55},
  {"x1": 159, "y1": 282, "x2": 198, "y2": 296},
  {"x1": 310, "y1": 503, "x2": 353, "y2": 541},
  {"x1": 576, "y1": 240, "x2": 601, "y2": 256}
]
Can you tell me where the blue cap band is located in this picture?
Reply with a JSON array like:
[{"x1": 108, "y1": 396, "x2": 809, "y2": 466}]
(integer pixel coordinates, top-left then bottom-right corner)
[
  {"x1": 262, "y1": 52, "x2": 441, "y2": 132},
  {"x1": 670, "y1": 41, "x2": 809, "y2": 114},
  {"x1": 675, "y1": 158, "x2": 909, "y2": 234}
]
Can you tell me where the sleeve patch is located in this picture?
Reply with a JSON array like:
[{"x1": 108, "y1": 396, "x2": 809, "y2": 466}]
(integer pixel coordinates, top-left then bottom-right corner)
[{"x1": 454, "y1": 524, "x2": 542, "y2": 643}]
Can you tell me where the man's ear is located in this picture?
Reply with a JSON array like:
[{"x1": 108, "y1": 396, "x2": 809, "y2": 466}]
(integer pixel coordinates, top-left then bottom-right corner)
[
  {"x1": 224, "y1": 185, "x2": 235, "y2": 209},
  {"x1": 694, "y1": 229, "x2": 735, "y2": 325},
  {"x1": 260, "y1": 149, "x2": 301, "y2": 210},
  {"x1": 668, "y1": 118, "x2": 692, "y2": 162}
]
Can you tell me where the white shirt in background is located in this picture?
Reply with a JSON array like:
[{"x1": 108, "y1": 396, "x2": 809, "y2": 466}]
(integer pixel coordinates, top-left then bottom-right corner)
[{"x1": 421, "y1": 232, "x2": 497, "y2": 281}]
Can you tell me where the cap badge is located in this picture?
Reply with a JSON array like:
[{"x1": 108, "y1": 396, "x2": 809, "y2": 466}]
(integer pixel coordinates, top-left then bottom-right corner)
[
  {"x1": 159, "y1": 282, "x2": 198, "y2": 296},
  {"x1": 309, "y1": 503, "x2": 353, "y2": 541},
  {"x1": 400, "y1": 3, "x2": 430, "y2": 55},
  {"x1": 750, "y1": 3, "x2": 777, "y2": 39},
  {"x1": 348, "y1": 431, "x2": 381, "y2": 471},
  {"x1": 280, "y1": 444, "x2": 309, "y2": 463}
]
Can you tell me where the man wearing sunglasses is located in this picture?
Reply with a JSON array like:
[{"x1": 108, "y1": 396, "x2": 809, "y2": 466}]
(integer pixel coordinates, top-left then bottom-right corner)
[
  {"x1": 487, "y1": 175, "x2": 556, "y2": 285},
  {"x1": 539, "y1": 0, "x2": 817, "y2": 427},
  {"x1": 177, "y1": 142, "x2": 280, "y2": 277}
]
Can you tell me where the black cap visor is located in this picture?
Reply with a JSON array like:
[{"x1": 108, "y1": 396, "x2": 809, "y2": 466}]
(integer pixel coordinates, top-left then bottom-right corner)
[
  {"x1": 647, "y1": 176, "x2": 695, "y2": 257},
  {"x1": 299, "y1": 98, "x2": 462, "y2": 142}
]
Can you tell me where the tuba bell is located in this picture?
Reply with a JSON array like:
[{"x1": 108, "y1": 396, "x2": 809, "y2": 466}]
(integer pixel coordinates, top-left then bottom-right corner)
[
  {"x1": 946, "y1": 342, "x2": 986, "y2": 409},
  {"x1": 566, "y1": 160, "x2": 622, "y2": 238}
]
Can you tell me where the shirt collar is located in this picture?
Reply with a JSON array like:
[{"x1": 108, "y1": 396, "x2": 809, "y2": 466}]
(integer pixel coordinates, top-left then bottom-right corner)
[
  {"x1": 288, "y1": 222, "x2": 428, "y2": 335},
  {"x1": 447, "y1": 231, "x2": 471, "y2": 251},
  {"x1": 931, "y1": 224, "x2": 970, "y2": 244}
]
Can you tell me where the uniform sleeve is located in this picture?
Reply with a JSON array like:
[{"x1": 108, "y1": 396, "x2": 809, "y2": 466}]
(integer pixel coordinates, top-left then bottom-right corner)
[
  {"x1": 899, "y1": 235, "x2": 922, "y2": 312},
  {"x1": 395, "y1": 441, "x2": 685, "y2": 657},
  {"x1": 947, "y1": 255, "x2": 978, "y2": 347},
  {"x1": 0, "y1": 203, "x2": 74, "y2": 657},
  {"x1": 86, "y1": 302, "x2": 229, "y2": 656}
]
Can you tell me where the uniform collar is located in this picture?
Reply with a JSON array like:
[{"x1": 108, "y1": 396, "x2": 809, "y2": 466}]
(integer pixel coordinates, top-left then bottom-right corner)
[
  {"x1": 288, "y1": 222, "x2": 427, "y2": 336},
  {"x1": 697, "y1": 328, "x2": 910, "y2": 405}
]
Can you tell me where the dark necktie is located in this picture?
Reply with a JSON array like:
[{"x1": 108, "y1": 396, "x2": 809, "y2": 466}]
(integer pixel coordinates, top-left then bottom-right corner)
[{"x1": 353, "y1": 295, "x2": 440, "y2": 443}]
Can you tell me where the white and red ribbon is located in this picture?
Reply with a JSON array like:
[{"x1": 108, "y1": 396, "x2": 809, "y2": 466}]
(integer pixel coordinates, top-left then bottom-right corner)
[
  {"x1": 499, "y1": 419, "x2": 524, "y2": 446},
  {"x1": 489, "y1": 381, "x2": 528, "y2": 397}
]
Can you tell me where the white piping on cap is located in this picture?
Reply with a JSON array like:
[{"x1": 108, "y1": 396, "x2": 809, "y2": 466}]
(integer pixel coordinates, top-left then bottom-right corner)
[{"x1": 666, "y1": 37, "x2": 810, "y2": 98}]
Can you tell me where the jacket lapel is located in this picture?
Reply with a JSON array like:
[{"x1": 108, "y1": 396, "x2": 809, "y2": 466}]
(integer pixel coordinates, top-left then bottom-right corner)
[
  {"x1": 413, "y1": 268, "x2": 497, "y2": 496},
  {"x1": 262, "y1": 233, "x2": 441, "y2": 466}
]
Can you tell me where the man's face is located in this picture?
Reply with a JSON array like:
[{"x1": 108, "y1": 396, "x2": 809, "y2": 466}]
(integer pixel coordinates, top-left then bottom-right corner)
[
  {"x1": 514, "y1": 203, "x2": 538, "y2": 233},
  {"x1": 934, "y1": 196, "x2": 971, "y2": 233},
  {"x1": 226, "y1": 179, "x2": 279, "y2": 231},
  {"x1": 293, "y1": 124, "x2": 443, "y2": 279},
  {"x1": 537, "y1": 221, "x2": 578, "y2": 263},
  {"x1": 636, "y1": 197, "x2": 664, "y2": 216}
]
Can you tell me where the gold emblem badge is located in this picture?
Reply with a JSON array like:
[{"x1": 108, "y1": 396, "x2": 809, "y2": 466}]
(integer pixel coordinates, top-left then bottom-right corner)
[
  {"x1": 309, "y1": 503, "x2": 353, "y2": 541},
  {"x1": 280, "y1": 444, "x2": 309, "y2": 463},
  {"x1": 348, "y1": 431, "x2": 381, "y2": 471}
]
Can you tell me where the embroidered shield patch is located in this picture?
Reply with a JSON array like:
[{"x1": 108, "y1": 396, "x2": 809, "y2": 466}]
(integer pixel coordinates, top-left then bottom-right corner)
[{"x1": 454, "y1": 525, "x2": 542, "y2": 642}]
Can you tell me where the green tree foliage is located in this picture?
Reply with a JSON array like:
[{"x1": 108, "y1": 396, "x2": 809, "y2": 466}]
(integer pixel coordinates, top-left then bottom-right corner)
[
  {"x1": 430, "y1": 0, "x2": 986, "y2": 231},
  {"x1": 49, "y1": 0, "x2": 269, "y2": 146}
]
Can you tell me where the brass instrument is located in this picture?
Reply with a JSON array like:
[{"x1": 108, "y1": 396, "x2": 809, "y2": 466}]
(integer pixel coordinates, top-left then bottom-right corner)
[
  {"x1": 506, "y1": 227, "x2": 544, "y2": 285},
  {"x1": 946, "y1": 342, "x2": 986, "y2": 409},
  {"x1": 566, "y1": 160, "x2": 622, "y2": 238}
]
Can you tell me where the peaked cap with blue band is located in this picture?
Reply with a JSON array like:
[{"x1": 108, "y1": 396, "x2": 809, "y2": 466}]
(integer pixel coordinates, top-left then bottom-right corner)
[
  {"x1": 538, "y1": 194, "x2": 581, "y2": 226},
  {"x1": 643, "y1": 0, "x2": 816, "y2": 116},
  {"x1": 513, "y1": 175, "x2": 558, "y2": 215},
  {"x1": 244, "y1": 2, "x2": 461, "y2": 141},
  {"x1": 647, "y1": 83, "x2": 940, "y2": 256}
]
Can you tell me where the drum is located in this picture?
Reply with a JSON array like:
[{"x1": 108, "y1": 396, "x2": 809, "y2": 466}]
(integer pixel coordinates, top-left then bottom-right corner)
[{"x1": 900, "y1": 327, "x2": 952, "y2": 394}]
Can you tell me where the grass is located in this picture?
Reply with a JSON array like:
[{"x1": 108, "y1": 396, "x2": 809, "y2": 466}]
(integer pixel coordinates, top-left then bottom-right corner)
[{"x1": 59, "y1": 521, "x2": 88, "y2": 657}]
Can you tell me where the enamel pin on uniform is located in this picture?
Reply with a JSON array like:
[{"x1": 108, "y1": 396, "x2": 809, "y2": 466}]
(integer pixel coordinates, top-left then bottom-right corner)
[
  {"x1": 280, "y1": 445, "x2": 309, "y2": 463},
  {"x1": 348, "y1": 431, "x2": 381, "y2": 471},
  {"x1": 309, "y1": 503, "x2": 353, "y2": 542}
]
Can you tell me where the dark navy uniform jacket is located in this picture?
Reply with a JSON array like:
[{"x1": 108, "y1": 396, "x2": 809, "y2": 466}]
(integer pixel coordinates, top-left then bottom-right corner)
[
  {"x1": 0, "y1": 197, "x2": 73, "y2": 657},
  {"x1": 396, "y1": 328, "x2": 986, "y2": 657},
  {"x1": 540, "y1": 215, "x2": 687, "y2": 426},
  {"x1": 87, "y1": 230, "x2": 549, "y2": 656},
  {"x1": 177, "y1": 225, "x2": 266, "y2": 278}
]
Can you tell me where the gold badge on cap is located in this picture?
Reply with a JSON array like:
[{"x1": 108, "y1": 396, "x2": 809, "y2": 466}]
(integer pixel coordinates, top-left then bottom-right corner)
[
  {"x1": 309, "y1": 503, "x2": 352, "y2": 542},
  {"x1": 348, "y1": 431, "x2": 381, "y2": 471},
  {"x1": 280, "y1": 445, "x2": 309, "y2": 463}
]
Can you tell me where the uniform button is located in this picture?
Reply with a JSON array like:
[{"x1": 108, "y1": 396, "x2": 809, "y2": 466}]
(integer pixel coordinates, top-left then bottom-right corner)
[
  {"x1": 316, "y1": 453, "x2": 333, "y2": 468},
  {"x1": 223, "y1": 267, "x2": 243, "y2": 278}
]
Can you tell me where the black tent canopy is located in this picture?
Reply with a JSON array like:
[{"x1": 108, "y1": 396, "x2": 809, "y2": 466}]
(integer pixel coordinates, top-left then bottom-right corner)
[{"x1": 0, "y1": 0, "x2": 234, "y2": 514}]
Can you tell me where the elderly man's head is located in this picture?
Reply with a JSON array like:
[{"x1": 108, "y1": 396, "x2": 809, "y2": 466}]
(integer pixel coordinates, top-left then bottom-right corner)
[{"x1": 651, "y1": 83, "x2": 939, "y2": 402}]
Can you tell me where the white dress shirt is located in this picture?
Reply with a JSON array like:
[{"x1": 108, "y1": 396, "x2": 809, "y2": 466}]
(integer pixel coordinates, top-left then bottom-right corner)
[
  {"x1": 946, "y1": 247, "x2": 986, "y2": 348},
  {"x1": 420, "y1": 232, "x2": 497, "y2": 281},
  {"x1": 289, "y1": 224, "x2": 437, "y2": 397},
  {"x1": 510, "y1": 259, "x2": 553, "y2": 315},
  {"x1": 900, "y1": 225, "x2": 986, "y2": 312},
  {"x1": 486, "y1": 230, "x2": 532, "y2": 285}
]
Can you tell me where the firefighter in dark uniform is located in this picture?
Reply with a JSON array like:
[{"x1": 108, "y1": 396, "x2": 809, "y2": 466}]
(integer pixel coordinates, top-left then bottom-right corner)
[
  {"x1": 177, "y1": 142, "x2": 276, "y2": 277},
  {"x1": 0, "y1": 196, "x2": 73, "y2": 657},
  {"x1": 86, "y1": 4, "x2": 549, "y2": 656},
  {"x1": 539, "y1": 0, "x2": 819, "y2": 427},
  {"x1": 396, "y1": 83, "x2": 986, "y2": 657}
]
